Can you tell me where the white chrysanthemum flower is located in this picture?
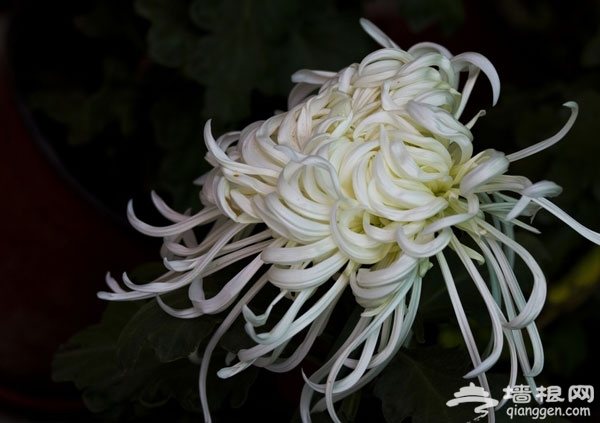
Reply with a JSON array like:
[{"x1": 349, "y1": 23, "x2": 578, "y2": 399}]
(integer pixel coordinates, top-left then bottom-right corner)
[{"x1": 100, "y1": 19, "x2": 600, "y2": 423}]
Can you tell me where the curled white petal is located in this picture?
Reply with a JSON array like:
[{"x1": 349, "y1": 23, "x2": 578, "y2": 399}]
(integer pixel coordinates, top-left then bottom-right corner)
[
  {"x1": 359, "y1": 18, "x2": 400, "y2": 49},
  {"x1": 460, "y1": 150, "x2": 509, "y2": 195}
]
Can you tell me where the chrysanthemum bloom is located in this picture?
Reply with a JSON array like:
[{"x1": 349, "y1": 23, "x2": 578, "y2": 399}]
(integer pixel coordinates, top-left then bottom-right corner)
[{"x1": 100, "y1": 19, "x2": 600, "y2": 423}]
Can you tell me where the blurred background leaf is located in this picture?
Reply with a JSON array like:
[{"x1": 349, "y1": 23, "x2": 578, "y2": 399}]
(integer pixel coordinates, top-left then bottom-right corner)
[{"x1": 395, "y1": 0, "x2": 465, "y2": 34}]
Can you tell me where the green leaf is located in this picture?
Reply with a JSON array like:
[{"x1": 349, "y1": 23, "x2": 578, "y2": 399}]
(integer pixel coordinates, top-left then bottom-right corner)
[
  {"x1": 52, "y1": 302, "x2": 142, "y2": 388},
  {"x1": 374, "y1": 346, "x2": 476, "y2": 423},
  {"x1": 27, "y1": 57, "x2": 138, "y2": 146},
  {"x1": 135, "y1": 0, "x2": 190, "y2": 27},
  {"x1": 374, "y1": 346, "x2": 574, "y2": 423},
  {"x1": 117, "y1": 290, "x2": 217, "y2": 367},
  {"x1": 136, "y1": 0, "x2": 370, "y2": 129},
  {"x1": 27, "y1": 89, "x2": 88, "y2": 140},
  {"x1": 582, "y1": 30, "x2": 600, "y2": 68},
  {"x1": 81, "y1": 349, "x2": 162, "y2": 414},
  {"x1": 188, "y1": 0, "x2": 228, "y2": 31},
  {"x1": 52, "y1": 285, "x2": 260, "y2": 418},
  {"x1": 134, "y1": 0, "x2": 201, "y2": 69},
  {"x1": 204, "y1": 359, "x2": 260, "y2": 414},
  {"x1": 256, "y1": 6, "x2": 372, "y2": 98},
  {"x1": 52, "y1": 301, "x2": 150, "y2": 413},
  {"x1": 396, "y1": 0, "x2": 465, "y2": 35},
  {"x1": 137, "y1": 357, "x2": 202, "y2": 411},
  {"x1": 75, "y1": 0, "x2": 145, "y2": 47},
  {"x1": 146, "y1": 24, "x2": 199, "y2": 69},
  {"x1": 150, "y1": 93, "x2": 210, "y2": 209}
]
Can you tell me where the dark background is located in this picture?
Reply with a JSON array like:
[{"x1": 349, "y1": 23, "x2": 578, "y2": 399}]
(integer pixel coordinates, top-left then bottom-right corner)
[{"x1": 1, "y1": 0, "x2": 599, "y2": 421}]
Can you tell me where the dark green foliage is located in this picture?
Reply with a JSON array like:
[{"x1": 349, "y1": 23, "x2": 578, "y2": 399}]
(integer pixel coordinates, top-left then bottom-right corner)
[
  {"x1": 52, "y1": 296, "x2": 259, "y2": 421},
  {"x1": 375, "y1": 347, "x2": 477, "y2": 423},
  {"x1": 396, "y1": 0, "x2": 465, "y2": 34}
]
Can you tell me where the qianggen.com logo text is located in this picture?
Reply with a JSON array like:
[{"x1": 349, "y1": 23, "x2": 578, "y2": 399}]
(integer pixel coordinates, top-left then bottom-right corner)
[
  {"x1": 504, "y1": 384, "x2": 593, "y2": 420},
  {"x1": 506, "y1": 404, "x2": 591, "y2": 420},
  {"x1": 447, "y1": 383, "x2": 594, "y2": 421}
]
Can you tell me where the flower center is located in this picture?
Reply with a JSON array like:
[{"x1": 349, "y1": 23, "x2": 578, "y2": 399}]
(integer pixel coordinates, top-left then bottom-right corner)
[{"x1": 266, "y1": 94, "x2": 482, "y2": 268}]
